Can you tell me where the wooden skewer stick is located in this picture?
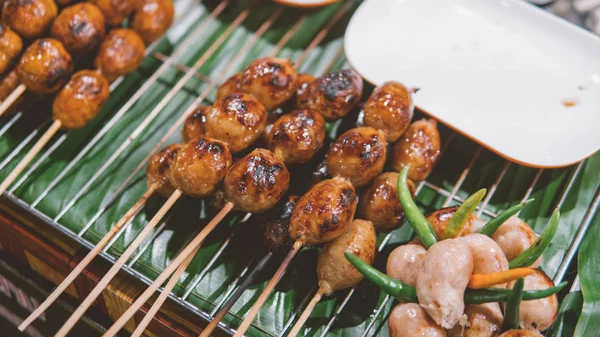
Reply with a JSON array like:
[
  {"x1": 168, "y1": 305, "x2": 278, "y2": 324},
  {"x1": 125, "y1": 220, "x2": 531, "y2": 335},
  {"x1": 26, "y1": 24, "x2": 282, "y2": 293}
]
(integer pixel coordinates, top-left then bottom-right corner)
[
  {"x1": 0, "y1": 120, "x2": 62, "y2": 195},
  {"x1": 233, "y1": 240, "x2": 303, "y2": 337},
  {"x1": 17, "y1": 183, "x2": 160, "y2": 331},
  {"x1": 286, "y1": 287, "x2": 326, "y2": 337},
  {"x1": 0, "y1": 83, "x2": 25, "y2": 117},
  {"x1": 101, "y1": 202, "x2": 234, "y2": 337},
  {"x1": 54, "y1": 189, "x2": 183, "y2": 337}
]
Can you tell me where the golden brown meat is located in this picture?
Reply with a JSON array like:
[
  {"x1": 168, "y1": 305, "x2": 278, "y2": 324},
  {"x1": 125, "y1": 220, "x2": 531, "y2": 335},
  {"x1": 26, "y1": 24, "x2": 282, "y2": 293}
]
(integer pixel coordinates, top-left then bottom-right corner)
[
  {"x1": 295, "y1": 73, "x2": 315, "y2": 98},
  {"x1": 425, "y1": 206, "x2": 479, "y2": 240},
  {"x1": 459, "y1": 233, "x2": 508, "y2": 278},
  {"x1": 448, "y1": 303, "x2": 503, "y2": 337},
  {"x1": 498, "y1": 330, "x2": 543, "y2": 337},
  {"x1": 146, "y1": 144, "x2": 182, "y2": 197},
  {"x1": 216, "y1": 73, "x2": 242, "y2": 100},
  {"x1": 17, "y1": 38, "x2": 73, "y2": 94},
  {"x1": 326, "y1": 127, "x2": 387, "y2": 187},
  {"x1": 0, "y1": 69, "x2": 19, "y2": 101},
  {"x1": 223, "y1": 149, "x2": 290, "y2": 213},
  {"x1": 0, "y1": 24, "x2": 22, "y2": 75},
  {"x1": 131, "y1": 0, "x2": 174, "y2": 44},
  {"x1": 386, "y1": 244, "x2": 426, "y2": 286},
  {"x1": 2, "y1": 0, "x2": 57, "y2": 39},
  {"x1": 388, "y1": 303, "x2": 446, "y2": 337},
  {"x1": 364, "y1": 81, "x2": 414, "y2": 142},
  {"x1": 491, "y1": 216, "x2": 541, "y2": 267},
  {"x1": 239, "y1": 57, "x2": 298, "y2": 111},
  {"x1": 358, "y1": 172, "x2": 415, "y2": 232},
  {"x1": 267, "y1": 109, "x2": 326, "y2": 165},
  {"x1": 95, "y1": 29, "x2": 145, "y2": 82},
  {"x1": 390, "y1": 119, "x2": 441, "y2": 181},
  {"x1": 297, "y1": 69, "x2": 363, "y2": 121},
  {"x1": 52, "y1": 70, "x2": 110, "y2": 129},
  {"x1": 262, "y1": 195, "x2": 298, "y2": 255},
  {"x1": 168, "y1": 137, "x2": 232, "y2": 197},
  {"x1": 50, "y1": 3, "x2": 105, "y2": 55},
  {"x1": 89, "y1": 0, "x2": 135, "y2": 26},
  {"x1": 181, "y1": 105, "x2": 209, "y2": 143},
  {"x1": 55, "y1": 0, "x2": 74, "y2": 6},
  {"x1": 507, "y1": 270, "x2": 558, "y2": 331},
  {"x1": 317, "y1": 219, "x2": 376, "y2": 295}
]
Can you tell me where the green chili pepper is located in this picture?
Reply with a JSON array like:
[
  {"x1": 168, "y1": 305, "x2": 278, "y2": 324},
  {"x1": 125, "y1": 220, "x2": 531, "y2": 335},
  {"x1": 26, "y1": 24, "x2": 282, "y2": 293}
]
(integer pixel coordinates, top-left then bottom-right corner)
[
  {"x1": 444, "y1": 189, "x2": 486, "y2": 239},
  {"x1": 479, "y1": 198, "x2": 535, "y2": 237},
  {"x1": 464, "y1": 281, "x2": 567, "y2": 304},
  {"x1": 502, "y1": 278, "x2": 524, "y2": 332},
  {"x1": 509, "y1": 208, "x2": 560, "y2": 269},
  {"x1": 397, "y1": 166, "x2": 437, "y2": 248}
]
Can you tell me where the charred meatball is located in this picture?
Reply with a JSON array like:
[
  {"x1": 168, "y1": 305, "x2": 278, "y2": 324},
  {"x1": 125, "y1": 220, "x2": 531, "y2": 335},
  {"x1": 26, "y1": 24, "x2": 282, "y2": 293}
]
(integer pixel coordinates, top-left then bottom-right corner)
[
  {"x1": 2, "y1": 0, "x2": 58, "y2": 39},
  {"x1": 51, "y1": 3, "x2": 105, "y2": 55},
  {"x1": 267, "y1": 109, "x2": 326, "y2": 165},
  {"x1": 390, "y1": 119, "x2": 441, "y2": 181},
  {"x1": 297, "y1": 69, "x2": 363, "y2": 121},
  {"x1": 17, "y1": 38, "x2": 73, "y2": 94},
  {"x1": 131, "y1": 0, "x2": 174, "y2": 44},
  {"x1": 89, "y1": 0, "x2": 136, "y2": 26},
  {"x1": 95, "y1": 29, "x2": 146, "y2": 82},
  {"x1": 52, "y1": 70, "x2": 110, "y2": 129},
  {"x1": 364, "y1": 81, "x2": 414, "y2": 142},
  {"x1": 182, "y1": 105, "x2": 209, "y2": 143},
  {"x1": 146, "y1": 144, "x2": 182, "y2": 197},
  {"x1": 0, "y1": 69, "x2": 19, "y2": 101},
  {"x1": 0, "y1": 24, "x2": 22, "y2": 75},
  {"x1": 239, "y1": 57, "x2": 298, "y2": 111},
  {"x1": 295, "y1": 73, "x2": 315, "y2": 98},
  {"x1": 262, "y1": 196, "x2": 298, "y2": 255},
  {"x1": 216, "y1": 73, "x2": 242, "y2": 100},
  {"x1": 425, "y1": 206, "x2": 479, "y2": 240},
  {"x1": 327, "y1": 127, "x2": 387, "y2": 187}
]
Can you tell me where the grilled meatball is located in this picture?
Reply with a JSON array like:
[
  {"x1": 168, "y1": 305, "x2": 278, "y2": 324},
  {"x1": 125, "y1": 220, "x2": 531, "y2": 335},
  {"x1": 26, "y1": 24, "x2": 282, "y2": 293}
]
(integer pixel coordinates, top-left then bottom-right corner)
[
  {"x1": 388, "y1": 303, "x2": 446, "y2": 337},
  {"x1": 267, "y1": 109, "x2": 326, "y2": 165},
  {"x1": 0, "y1": 24, "x2": 22, "y2": 75},
  {"x1": 459, "y1": 234, "x2": 508, "y2": 284},
  {"x1": 216, "y1": 73, "x2": 242, "y2": 100},
  {"x1": 182, "y1": 105, "x2": 209, "y2": 143},
  {"x1": 297, "y1": 69, "x2": 363, "y2": 121},
  {"x1": 55, "y1": 0, "x2": 75, "y2": 6},
  {"x1": 507, "y1": 270, "x2": 558, "y2": 331},
  {"x1": 95, "y1": 29, "x2": 145, "y2": 82},
  {"x1": 448, "y1": 303, "x2": 503, "y2": 337},
  {"x1": 289, "y1": 176, "x2": 357, "y2": 246},
  {"x1": 51, "y1": 3, "x2": 105, "y2": 55},
  {"x1": 146, "y1": 144, "x2": 182, "y2": 197},
  {"x1": 390, "y1": 119, "x2": 441, "y2": 181},
  {"x1": 224, "y1": 149, "x2": 290, "y2": 213},
  {"x1": 17, "y1": 38, "x2": 73, "y2": 94},
  {"x1": 498, "y1": 330, "x2": 543, "y2": 337},
  {"x1": 295, "y1": 73, "x2": 314, "y2": 98},
  {"x1": 491, "y1": 216, "x2": 541, "y2": 267},
  {"x1": 317, "y1": 219, "x2": 376, "y2": 295},
  {"x1": 89, "y1": 0, "x2": 135, "y2": 26},
  {"x1": 239, "y1": 57, "x2": 298, "y2": 111},
  {"x1": 327, "y1": 127, "x2": 387, "y2": 187},
  {"x1": 168, "y1": 137, "x2": 232, "y2": 197},
  {"x1": 0, "y1": 69, "x2": 19, "y2": 101},
  {"x1": 131, "y1": 0, "x2": 174, "y2": 44},
  {"x1": 358, "y1": 172, "x2": 415, "y2": 232},
  {"x1": 2, "y1": 0, "x2": 58, "y2": 39},
  {"x1": 386, "y1": 244, "x2": 426, "y2": 286},
  {"x1": 364, "y1": 81, "x2": 414, "y2": 142},
  {"x1": 425, "y1": 206, "x2": 479, "y2": 240},
  {"x1": 52, "y1": 70, "x2": 110, "y2": 129},
  {"x1": 263, "y1": 196, "x2": 298, "y2": 255}
]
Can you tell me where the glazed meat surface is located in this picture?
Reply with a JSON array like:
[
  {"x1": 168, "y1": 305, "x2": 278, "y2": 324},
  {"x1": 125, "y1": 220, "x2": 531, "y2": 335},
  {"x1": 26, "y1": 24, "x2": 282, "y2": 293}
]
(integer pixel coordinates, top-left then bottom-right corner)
[
  {"x1": 51, "y1": 3, "x2": 105, "y2": 55},
  {"x1": 267, "y1": 109, "x2": 326, "y2": 165},
  {"x1": 131, "y1": 0, "x2": 174, "y2": 44},
  {"x1": 17, "y1": 38, "x2": 73, "y2": 94},
  {"x1": 89, "y1": 0, "x2": 135, "y2": 26},
  {"x1": 0, "y1": 24, "x2": 22, "y2": 74},
  {"x1": 390, "y1": 118, "x2": 441, "y2": 181},
  {"x1": 2, "y1": 0, "x2": 58, "y2": 39},
  {"x1": 146, "y1": 144, "x2": 182, "y2": 197},
  {"x1": 262, "y1": 196, "x2": 298, "y2": 255},
  {"x1": 95, "y1": 29, "x2": 145, "y2": 82},
  {"x1": 364, "y1": 81, "x2": 414, "y2": 142},
  {"x1": 239, "y1": 57, "x2": 298, "y2": 111}
]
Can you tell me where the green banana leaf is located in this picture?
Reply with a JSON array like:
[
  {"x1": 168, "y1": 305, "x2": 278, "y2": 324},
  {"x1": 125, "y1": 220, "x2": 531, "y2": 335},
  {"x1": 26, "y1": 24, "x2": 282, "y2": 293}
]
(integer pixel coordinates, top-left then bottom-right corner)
[{"x1": 548, "y1": 291, "x2": 583, "y2": 337}]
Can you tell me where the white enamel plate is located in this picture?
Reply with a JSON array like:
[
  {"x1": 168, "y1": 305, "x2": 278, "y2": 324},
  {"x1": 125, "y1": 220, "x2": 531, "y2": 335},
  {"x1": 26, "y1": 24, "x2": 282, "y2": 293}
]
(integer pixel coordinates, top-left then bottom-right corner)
[{"x1": 345, "y1": 0, "x2": 600, "y2": 168}]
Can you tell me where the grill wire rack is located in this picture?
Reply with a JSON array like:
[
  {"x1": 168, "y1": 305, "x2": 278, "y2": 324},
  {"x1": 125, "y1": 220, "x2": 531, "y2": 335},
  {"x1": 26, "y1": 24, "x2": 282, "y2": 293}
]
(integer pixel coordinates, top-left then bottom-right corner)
[{"x1": 1, "y1": 0, "x2": 600, "y2": 336}]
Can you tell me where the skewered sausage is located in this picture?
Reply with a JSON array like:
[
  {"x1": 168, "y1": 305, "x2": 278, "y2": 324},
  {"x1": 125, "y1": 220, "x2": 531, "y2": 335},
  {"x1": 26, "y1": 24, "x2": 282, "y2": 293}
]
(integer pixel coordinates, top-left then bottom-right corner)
[
  {"x1": 459, "y1": 233, "x2": 508, "y2": 281},
  {"x1": 386, "y1": 244, "x2": 426, "y2": 286},
  {"x1": 223, "y1": 148, "x2": 290, "y2": 213},
  {"x1": 262, "y1": 195, "x2": 298, "y2": 255},
  {"x1": 146, "y1": 144, "x2": 182, "y2": 197},
  {"x1": 326, "y1": 127, "x2": 387, "y2": 187},
  {"x1": 0, "y1": 24, "x2": 22, "y2": 75},
  {"x1": 168, "y1": 137, "x2": 233, "y2": 197},
  {"x1": 498, "y1": 330, "x2": 543, "y2": 337},
  {"x1": 297, "y1": 69, "x2": 363, "y2": 121},
  {"x1": 491, "y1": 216, "x2": 541, "y2": 267},
  {"x1": 131, "y1": 0, "x2": 174, "y2": 44},
  {"x1": 416, "y1": 239, "x2": 474, "y2": 329},
  {"x1": 364, "y1": 81, "x2": 414, "y2": 142},
  {"x1": 17, "y1": 38, "x2": 73, "y2": 94},
  {"x1": 358, "y1": 172, "x2": 415, "y2": 232},
  {"x1": 295, "y1": 73, "x2": 314, "y2": 98},
  {"x1": 0, "y1": 69, "x2": 19, "y2": 101},
  {"x1": 388, "y1": 303, "x2": 446, "y2": 337},
  {"x1": 95, "y1": 29, "x2": 145, "y2": 82},
  {"x1": 266, "y1": 109, "x2": 326, "y2": 165},
  {"x1": 52, "y1": 70, "x2": 110, "y2": 129},
  {"x1": 448, "y1": 303, "x2": 503, "y2": 337},
  {"x1": 216, "y1": 73, "x2": 242, "y2": 101},
  {"x1": 289, "y1": 176, "x2": 357, "y2": 246},
  {"x1": 239, "y1": 57, "x2": 298, "y2": 111},
  {"x1": 89, "y1": 0, "x2": 136, "y2": 26},
  {"x1": 51, "y1": 3, "x2": 105, "y2": 55},
  {"x1": 2, "y1": 0, "x2": 58, "y2": 39},
  {"x1": 316, "y1": 219, "x2": 376, "y2": 295},
  {"x1": 390, "y1": 119, "x2": 441, "y2": 181},
  {"x1": 425, "y1": 206, "x2": 479, "y2": 240},
  {"x1": 507, "y1": 270, "x2": 558, "y2": 331},
  {"x1": 181, "y1": 105, "x2": 209, "y2": 143}
]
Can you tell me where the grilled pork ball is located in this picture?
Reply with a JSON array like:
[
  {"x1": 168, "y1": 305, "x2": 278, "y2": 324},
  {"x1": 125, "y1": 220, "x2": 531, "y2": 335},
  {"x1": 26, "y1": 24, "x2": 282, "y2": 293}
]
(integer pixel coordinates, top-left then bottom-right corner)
[
  {"x1": 491, "y1": 216, "x2": 541, "y2": 267},
  {"x1": 52, "y1": 70, "x2": 110, "y2": 129},
  {"x1": 239, "y1": 57, "x2": 298, "y2": 111},
  {"x1": 0, "y1": 69, "x2": 19, "y2": 101},
  {"x1": 358, "y1": 172, "x2": 415, "y2": 232},
  {"x1": 390, "y1": 119, "x2": 441, "y2": 181},
  {"x1": 448, "y1": 303, "x2": 503, "y2": 337},
  {"x1": 426, "y1": 206, "x2": 479, "y2": 240},
  {"x1": 263, "y1": 196, "x2": 298, "y2": 255},
  {"x1": 51, "y1": 3, "x2": 105, "y2": 55},
  {"x1": 2, "y1": 0, "x2": 58, "y2": 39},
  {"x1": 0, "y1": 24, "x2": 22, "y2": 75},
  {"x1": 181, "y1": 105, "x2": 209, "y2": 143},
  {"x1": 388, "y1": 303, "x2": 446, "y2": 337},
  {"x1": 327, "y1": 127, "x2": 387, "y2": 187},
  {"x1": 364, "y1": 81, "x2": 414, "y2": 142},
  {"x1": 289, "y1": 176, "x2": 357, "y2": 246},
  {"x1": 216, "y1": 73, "x2": 242, "y2": 101},
  {"x1": 89, "y1": 0, "x2": 136, "y2": 26},
  {"x1": 267, "y1": 109, "x2": 326, "y2": 165},
  {"x1": 131, "y1": 0, "x2": 174, "y2": 44},
  {"x1": 295, "y1": 73, "x2": 315, "y2": 98},
  {"x1": 459, "y1": 233, "x2": 508, "y2": 280},
  {"x1": 95, "y1": 29, "x2": 145, "y2": 82},
  {"x1": 386, "y1": 244, "x2": 426, "y2": 286},
  {"x1": 317, "y1": 219, "x2": 376, "y2": 295},
  {"x1": 146, "y1": 144, "x2": 182, "y2": 197},
  {"x1": 17, "y1": 38, "x2": 73, "y2": 94},
  {"x1": 498, "y1": 330, "x2": 543, "y2": 337},
  {"x1": 168, "y1": 137, "x2": 233, "y2": 197},
  {"x1": 297, "y1": 69, "x2": 363, "y2": 121},
  {"x1": 507, "y1": 270, "x2": 558, "y2": 331}
]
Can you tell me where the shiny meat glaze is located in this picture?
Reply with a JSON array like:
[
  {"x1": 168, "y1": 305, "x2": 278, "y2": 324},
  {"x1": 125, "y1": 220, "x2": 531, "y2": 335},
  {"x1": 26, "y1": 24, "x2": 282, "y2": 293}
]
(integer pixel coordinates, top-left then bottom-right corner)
[
  {"x1": 267, "y1": 109, "x2": 326, "y2": 165},
  {"x1": 507, "y1": 270, "x2": 558, "y2": 331},
  {"x1": 364, "y1": 81, "x2": 414, "y2": 142},
  {"x1": 491, "y1": 216, "x2": 541, "y2": 267},
  {"x1": 216, "y1": 73, "x2": 242, "y2": 101},
  {"x1": 426, "y1": 206, "x2": 479, "y2": 240},
  {"x1": 2, "y1": 0, "x2": 57, "y2": 39},
  {"x1": 390, "y1": 118, "x2": 441, "y2": 181},
  {"x1": 131, "y1": 0, "x2": 174, "y2": 44},
  {"x1": 51, "y1": 3, "x2": 105, "y2": 55},
  {"x1": 89, "y1": 0, "x2": 136, "y2": 26},
  {"x1": 0, "y1": 24, "x2": 22, "y2": 75},
  {"x1": 388, "y1": 303, "x2": 445, "y2": 337},
  {"x1": 386, "y1": 243, "x2": 426, "y2": 287},
  {"x1": 17, "y1": 38, "x2": 73, "y2": 94},
  {"x1": 239, "y1": 57, "x2": 298, "y2": 111},
  {"x1": 182, "y1": 106, "x2": 210, "y2": 143},
  {"x1": 94, "y1": 29, "x2": 146, "y2": 82},
  {"x1": 146, "y1": 144, "x2": 182, "y2": 197},
  {"x1": 262, "y1": 195, "x2": 299, "y2": 255},
  {"x1": 0, "y1": 69, "x2": 19, "y2": 101},
  {"x1": 448, "y1": 303, "x2": 503, "y2": 337},
  {"x1": 295, "y1": 73, "x2": 315, "y2": 99}
]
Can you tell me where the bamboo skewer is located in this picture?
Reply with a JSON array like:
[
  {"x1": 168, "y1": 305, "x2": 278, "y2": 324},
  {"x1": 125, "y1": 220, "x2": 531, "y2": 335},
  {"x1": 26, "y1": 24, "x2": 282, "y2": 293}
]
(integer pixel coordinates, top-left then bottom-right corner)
[
  {"x1": 287, "y1": 287, "x2": 326, "y2": 337},
  {"x1": 0, "y1": 83, "x2": 25, "y2": 117}
]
